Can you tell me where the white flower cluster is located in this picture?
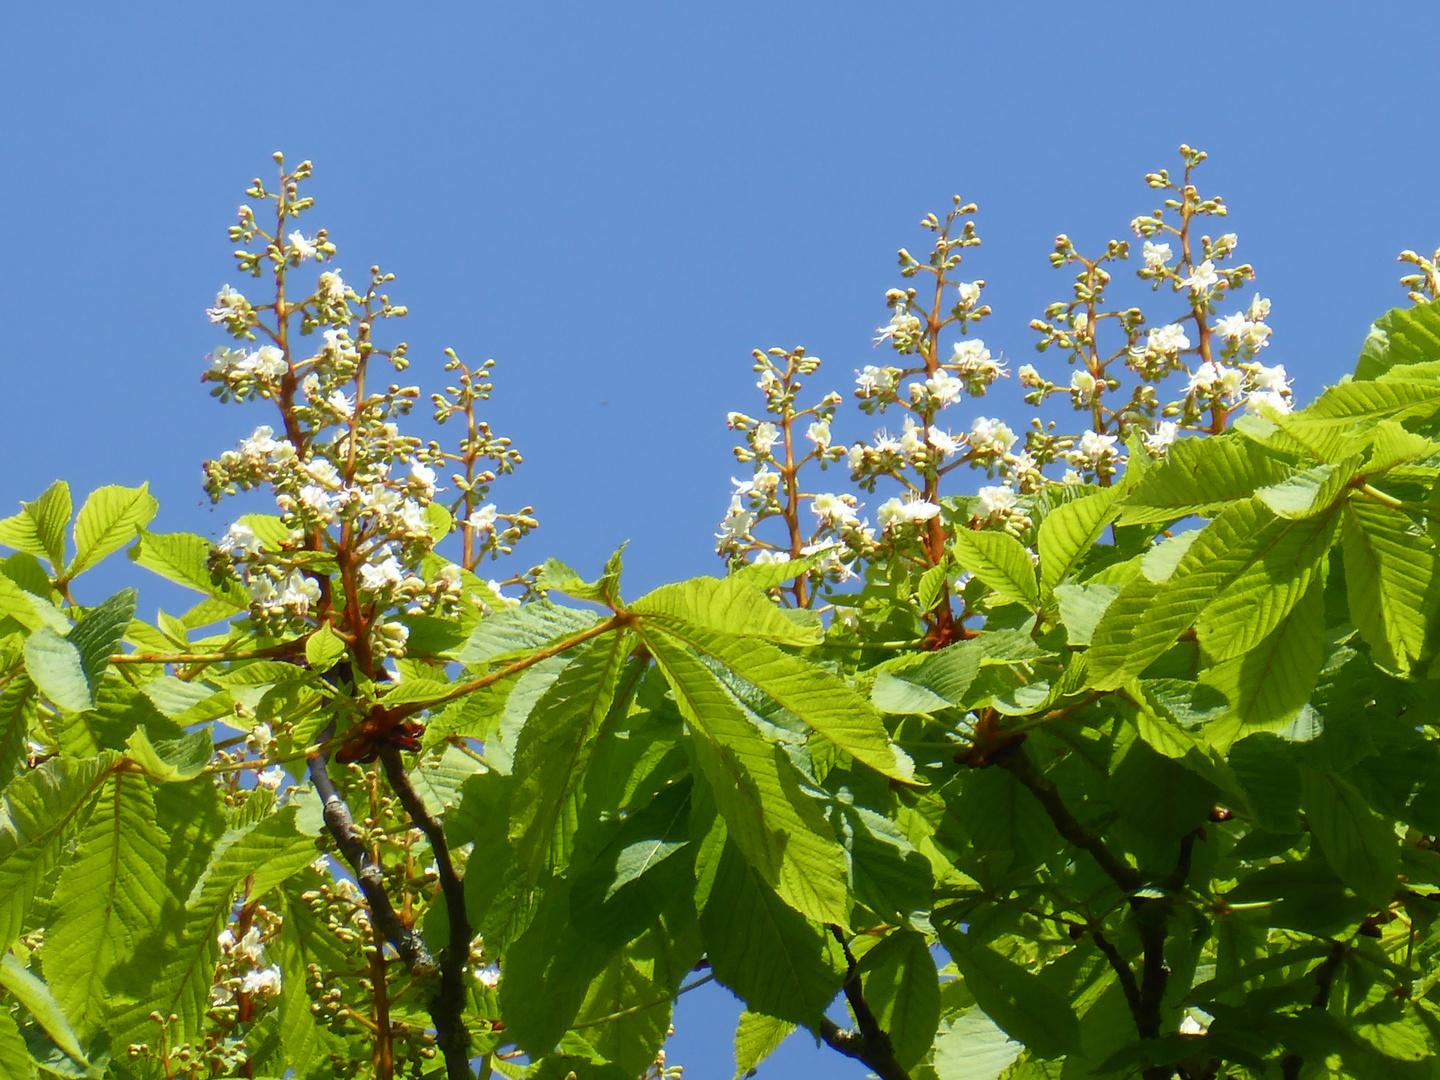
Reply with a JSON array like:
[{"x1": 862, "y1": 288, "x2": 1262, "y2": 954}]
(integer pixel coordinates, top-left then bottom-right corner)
[{"x1": 213, "y1": 918, "x2": 283, "y2": 1007}]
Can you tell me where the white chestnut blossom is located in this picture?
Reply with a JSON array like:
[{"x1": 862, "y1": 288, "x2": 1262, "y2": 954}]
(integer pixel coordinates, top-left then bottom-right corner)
[
  {"x1": 1144, "y1": 324, "x2": 1191, "y2": 356},
  {"x1": 877, "y1": 497, "x2": 941, "y2": 530},
  {"x1": 1251, "y1": 363, "x2": 1289, "y2": 393},
  {"x1": 806, "y1": 421, "x2": 832, "y2": 450},
  {"x1": 1142, "y1": 241, "x2": 1172, "y2": 269},
  {"x1": 975, "y1": 485, "x2": 1018, "y2": 519},
  {"x1": 751, "y1": 422, "x2": 780, "y2": 455},
  {"x1": 218, "y1": 522, "x2": 263, "y2": 557},
  {"x1": 287, "y1": 230, "x2": 318, "y2": 261},
  {"x1": 956, "y1": 280, "x2": 982, "y2": 307},
  {"x1": 1070, "y1": 369, "x2": 1098, "y2": 398},
  {"x1": 1144, "y1": 421, "x2": 1179, "y2": 455},
  {"x1": 240, "y1": 967, "x2": 283, "y2": 997},
  {"x1": 928, "y1": 428, "x2": 960, "y2": 457},
  {"x1": 811, "y1": 493, "x2": 860, "y2": 528},
  {"x1": 969, "y1": 417, "x2": 1017, "y2": 456},
  {"x1": 466, "y1": 504, "x2": 498, "y2": 535},
  {"x1": 318, "y1": 270, "x2": 346, "y2": 304},
  {"x1": 1182, "y1": 260, "x2": 1220, "y2": 295}
]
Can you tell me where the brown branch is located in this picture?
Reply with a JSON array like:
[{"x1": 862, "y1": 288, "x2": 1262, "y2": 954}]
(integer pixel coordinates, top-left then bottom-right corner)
[
  {"x1": 1278, "y1": 940, "x2": 1347, "y2": 1080},
  {"x1": 307, "y1": 723, "x2": 437, "y2": 977},
  {"x1": 991, "y1": 742, "x2": 1141, "y2": 892},
  {"x1": 377, "y1": 744, "x2": 471, "y2": 1079},
  {"x1": 819, "y1": 927, "x2": 911, "y2": 1080}
]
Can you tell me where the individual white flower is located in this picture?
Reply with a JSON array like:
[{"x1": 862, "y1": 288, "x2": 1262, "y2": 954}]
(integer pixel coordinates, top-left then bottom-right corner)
[
  {"x1": 398, "y1": 500, "x2": 428, "y2": 535},
  {"x1": 751, "y1": 468, "x2": 780, "y2": 494},
  {"x1": 1147, "y1": 324, "x2": 1192, "y2": 355},
  {"x1": 1244, "y1": 322, "x2": 1273, "y2": 351},
  {"x1": 1219, "y1": 366, "x2": 1246, "y2": 398},
  {"x1": 756, "y1": 369, "x2": 781, "y2": 395},
  {"x1": 1062, "y1": 469, "x2": 1084, "y2": 485},
  {"x1": 811, "y1": 493, "x2": 859, "y2": 527},
  {"x1": 298, "y1": 484, "x2": 340, "y2": 523},
  {"x1": 1247, "y1": 390, "x2": 1293, "y2": 415},
  {"x1": 899, "y1": 416, "x2": 926, "y2": 456},
  {"x1": 1215, "y1": 313, "x2": 1253, "y2": 341},
  {"x1": 1075, "y1": 430, "x2": 1119, "y2": 464},
  {"x1": 928, "y1": 428, "x2": 960, "y2": 457},
  {"x1": 327, "y1": 391, "x2": 355, "y2": 418},
  {"x1": 969, "y1": 417, "x2": 1017, "y2": 455},
  {"x1": 256, "y1": 766, "x2": 285, "y2": 791},
  {"x1": 1144, "y1": 421, "x2": 1179, "y2": 455},
  {"x1": 975, "y1": 485, "x2": 1018, "y2": 518},
  {"x1": 751, "y1": 549, "x2": 791, "y2": 566},
  {"x1": 1247, "y1": 295, "x2": 1272, "y2": 320},
  {"x1": 956, "y1": 280, "x2": 982, "y2": 307},
  {"x1": 466, "y1": 504, "x2": 498, "y2": 535},
  {"x1": 951, "y1": 339, "x2": 992, "y2": 371},
  {"x1": 238, "y1": 926, "x2": 266, "y2": 964},
  {"x1": 360, "y1": 557, "x2": 406, "y2": 592},
  {"x1": 317, "y1": 270, "x2": 346, "y2": 304},
  {"x1": 1252, "y1": 363, "x2": 1289, "y2": 393},
  {"x1": 288, "y1": 231, "x2": 318, "y2": 262},
  {"x1": 872, "y1": 430, "x2": 901, "y2": 455},
  {"x1": 206, "y1": 284, "x2": 248, "y2": 324},
  {"x1": 1070, "y1": 369, "x2": 1098, "y2": 397},
  {"x1": 1182, "y1": 260, "x2": 1220, "y2": 295},
  {"x1": 240, "y1": 426, "x2": 279, "y2": 459},
  {"x1": 751, "y1": 422, "x2": 780, "y2": 455},
  {"x1": 280, "y1": 570, "x2": 320, "y2": 615},
  {"x1": 1017, "y1": 363, "x2": 1041, "y2": 387},
  {"x1": 435, "y1": 564, "x2": 464, "y2": 593},
  {"x1": 218, "y1": 522, "x2": 263, "y2": 557},
  {"x1": 475, "y1": 966, "x2": 501, "y2": 989},
  {"x1": 914, "y1": 367, "x2": 963, "y2": 408},
  {"x1": 878, "y1": 497, "x2": 940, "y2": 530},
  {"x1": 237, "y1": 345, "x2": 287, "y2": 381},
  {"x1": 1071, "y1": 310, "x2": 1089, "y2": 333},
  {"x1": 361, "y1": 485, "x2": 402, "y2": 516},
  {"x1": 875, "y1": 306, "x2": 922, "y2": 344},
  {"x1": 716, "y1": 495, "x2": 755, "y2": 543},
  {"x1": 1186, "y1": 362, "x2": 1223, "y2": 393},
  {"x1": 301, "y1": 373, "x2": 322, "y2": 400},
  {"x1": 305, "y1": 458, "x2": 342, "y2": 488},
  {"x1": 855, "y1": 365, "x2": 895, "y2": 396},
  {"x1": 240, "y1": 967, "x2": 283, "y2": 997},
  {"x1": 1142, "y1": 241, "x2": 1173, "y2": 269},
  {"x1": 408, "y1": 461, "x2": 437, "y2": 498},
  {"x1": 806, "y1": 421, "x2": 832, "y2": 450}
]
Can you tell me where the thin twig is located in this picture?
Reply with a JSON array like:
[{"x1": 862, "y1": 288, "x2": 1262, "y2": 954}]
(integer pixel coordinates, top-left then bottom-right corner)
[
  {"x1": 377, "y1": 744, "x2": 472, "y2": 1079},
  {"x1": 819, "y1": 927, "x2": 911, "y2": 1080}
]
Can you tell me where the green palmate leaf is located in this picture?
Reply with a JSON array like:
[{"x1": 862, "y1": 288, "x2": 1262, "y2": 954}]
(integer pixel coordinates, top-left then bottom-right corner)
[
  {"x1": 21, "y1": 630, "x2": 89, "y2": 714},
  {"x1": 536, "y1": 543, "x2": 626, "y2": 606},
  {"x1": 1284, "y1": 378, "x2": 1440, "y2": 434},
  {"x1": 1091, "y1": 498, "x2": 1336, "y2": 687},
  {"x1": 698, "y1": 838, "x2": 846, "y2": 1034},
  {"x1": 1052, "y1": 582, "x2": 1120, "y2": 646},
  {"x1": 128, "y1": 530, "x2": 247, "y2": 609},
  {"x1": 1202, "y1": 574, "x2": 1327, "y2": 738},
  {"x1": 858, "y1": 929, "x2": 941, "y2": 1070},
  {"x1": 943, "y1": 935, "x2": 1080, "y2": 1059},
  {"x1": 509, "y1": 634, "x2": 639, "y2": 887},
  {"x1": 1355, "y1": 299, "x2": 1440, "y2": 380},
  {"x1": 642, "y1": 633, "x2": 850, "y2": 925},
  {"x1": 927, "y1": 1008, "x2": 1024, "y2": 1080},
  {"x1": 0, "y1": 954, "x2": 86, "y2": 1068},
  {"x1": 46, "y1": 771, "x2": 170, "y2": 1039},
  {"x1": 125, "y1": 727, "x2": 213, "y2": 783},
  {"x1": 0, "y1": 482, "x2": 71, "y2": 570},
  {"x1": 303, "y1": 623, "x2": 346, "y2": 673},
  {"x1": 68, "y1": 588, "x2": 137, "y2": 689},
  {"x1": 0, "y1": 576, "x2": 67, "y2": 634},
  {"x1": 871, "y1": 669, "x2": 955, "y2": 715},
  {"x1": 631, "y1": 575, "x2": 823, "y2": 646},
  {"x1": 1255, "y1": 459, "x2": 1361, "y2": 519},
  {"x1": 0, "y1": 1003, "x2": 29, "y2": 1080},
  {"x1": 733, "y1": 1011, "x2": 796, "y2": 1079},
  {"x1": 647, "y1": 619, "x2": 911, "y2": 781},
  {"x1": 733, "y1": 548, "x2": 831, "y2": 590},
  {"x1": 1300, "y1": 768, "x2": 1400, "y2": 909},
  {"x1": 454, "y1": 600, "x2": 597, "y2": 665},
  {"x1": 570, "y1": 916, "x2": 702, "y2": 1075},
  {"x1": 0, "y1": 754, "x2": 115, "y2": 950},
  {"x1": 0, "y1": 677, "x2": 36, "y2": 790},
  {"x1": 1193, "y1": 509, "x2": 1336, "y2": 662},
  {"x1": 949, "y1": 529, "x2": 1039, "y2": 608},
  {"x1": 1037, "y1": 487, "x2": 1120, "y2": 594},
  {"x1": 139, "y1": 676, "x2": 232, "y2": 723},
  {"x1": 1116, "y1": 435, "x2": 1293, "y2": 526},
  {"x1": 570, "y1": 779, "x2": 694, "y2": 948},
  {"x1": 119, "y1": 806, "x2": 316, "y2": 1045},
  {"x1": 1343, "y1": 497, "x2": 1435, "y2": 674},
  {"x1": 67, "y1": 484, "x2": 159, "y2": 579}
]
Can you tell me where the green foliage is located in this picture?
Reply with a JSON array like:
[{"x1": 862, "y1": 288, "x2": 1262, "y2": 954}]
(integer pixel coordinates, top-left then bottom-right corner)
[{"x1": 7, "y1": 152, "x2": 1440, "y2": 1080}]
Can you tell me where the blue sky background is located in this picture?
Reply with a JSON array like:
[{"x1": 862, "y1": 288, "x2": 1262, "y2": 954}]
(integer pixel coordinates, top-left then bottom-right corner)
[{"x1": 4, "y1": 3, "x2": 1440, "y2": 1076}]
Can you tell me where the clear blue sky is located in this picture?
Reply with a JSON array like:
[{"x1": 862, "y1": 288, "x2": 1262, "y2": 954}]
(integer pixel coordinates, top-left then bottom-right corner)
[{"x1": 4, "y1": 4, "x2": 1439, "y2": 1076}]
